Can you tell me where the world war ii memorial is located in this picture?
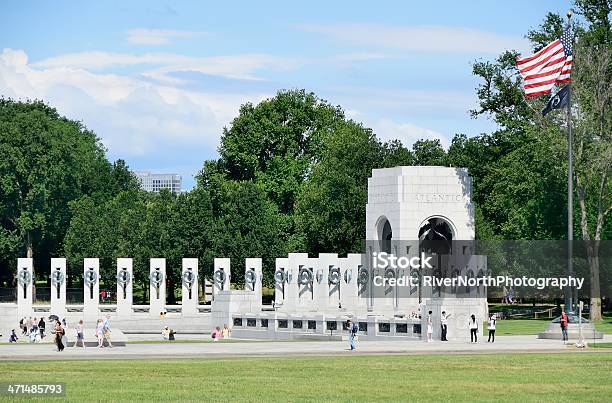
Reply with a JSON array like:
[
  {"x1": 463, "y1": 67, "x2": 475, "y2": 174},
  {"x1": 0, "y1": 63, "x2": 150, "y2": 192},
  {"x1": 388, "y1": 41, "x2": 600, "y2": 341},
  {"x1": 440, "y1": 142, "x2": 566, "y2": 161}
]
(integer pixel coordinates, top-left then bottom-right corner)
[{"x1": 0, "y1": 1, "x2": 610, "y2": 402}]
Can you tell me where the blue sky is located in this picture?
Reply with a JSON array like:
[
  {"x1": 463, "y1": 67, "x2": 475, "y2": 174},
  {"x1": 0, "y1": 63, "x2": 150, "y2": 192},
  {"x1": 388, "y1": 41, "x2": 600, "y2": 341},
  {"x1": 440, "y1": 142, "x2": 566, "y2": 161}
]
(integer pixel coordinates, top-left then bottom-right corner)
[{"x1": 0, "y1": 1, "x2": 571, "y2": 189}]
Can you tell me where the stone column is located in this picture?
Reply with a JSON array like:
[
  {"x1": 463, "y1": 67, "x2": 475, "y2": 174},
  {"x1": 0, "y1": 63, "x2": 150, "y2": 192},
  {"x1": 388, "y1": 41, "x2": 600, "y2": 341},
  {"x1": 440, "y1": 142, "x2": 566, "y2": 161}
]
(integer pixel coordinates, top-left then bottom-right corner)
[
  {"x1": 340, "y1": 254, "x2": 362, "y2": 312},
  {"x1": 274, "y1": 258, "x2": 289, "y2": 308},
  {"x1": 285, "y1": 253, "x2": 308, "y2": 312},
  {"x1": 116, "y1": 258, "x2": 133, "y2": 318},
  {"x1": 149, "y1": 258, "x2": 166, "y2": 318},
  {"x1": 316, "y1": 254, "x2": 337, "y2": 312},
  {"x1": 213, "y1": 258, "x2": 230, "y2": 299},
  {"x1": 50, "y1": 258, "x2": 67, "y2": 317},
  {"x1": 244, "y1": 258, "x2": 261, "y2": 292},
  {"x1": 296, "y1": 255, "x2": 314, "y2": 311},
  {"x1": 83, "y1": 258, "x2": 100, "y2": 318},
  {"x1": 16, "y1": 258, "x2": 34, "y2": 319},
  {"x1": 181, "y1": 258, "x2": 198, "y2": 316},
  {"x1": 244, "y1": 258, "x2": 262, "y2": 311}
]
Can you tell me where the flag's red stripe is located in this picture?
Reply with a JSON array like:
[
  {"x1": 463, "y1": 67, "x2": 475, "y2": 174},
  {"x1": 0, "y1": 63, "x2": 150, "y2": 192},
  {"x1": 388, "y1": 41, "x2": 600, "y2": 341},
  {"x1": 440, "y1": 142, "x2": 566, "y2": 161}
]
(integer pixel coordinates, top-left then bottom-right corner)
[
  {"x1": 517, "y1": 40, "x2": 561, "y2": 65},
  {"x1": 524, "y1": 65, "x2": 567, "y2": 81},
  {"x1": 524, "y1": 77, "x2": 561, "y2": 90},
  {"x1": 525, "y1": 89, "x2": 553, "y2": 97},
  {"x1": 519, "y1": 49, "x2": 564, "y2": 74}
]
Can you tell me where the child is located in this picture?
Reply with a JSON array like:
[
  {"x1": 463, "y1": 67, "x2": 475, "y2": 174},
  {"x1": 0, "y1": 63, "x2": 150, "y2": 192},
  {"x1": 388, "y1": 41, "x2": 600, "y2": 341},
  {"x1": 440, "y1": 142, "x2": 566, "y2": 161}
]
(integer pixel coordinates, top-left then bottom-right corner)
[
  {"x1": 222, "y1": 324, "x2": 231, "y2": 339},
  {"x1": 9, "y1": 329, "x2": 18, "y2": 343}
]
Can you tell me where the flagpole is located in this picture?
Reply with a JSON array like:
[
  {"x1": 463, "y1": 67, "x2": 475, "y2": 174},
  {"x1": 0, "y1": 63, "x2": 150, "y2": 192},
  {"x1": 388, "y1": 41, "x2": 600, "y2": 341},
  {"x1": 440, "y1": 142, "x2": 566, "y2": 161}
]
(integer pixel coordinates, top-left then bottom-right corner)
[{"x1": 565, "y1": 10, "x2": 574, "y2": 313}]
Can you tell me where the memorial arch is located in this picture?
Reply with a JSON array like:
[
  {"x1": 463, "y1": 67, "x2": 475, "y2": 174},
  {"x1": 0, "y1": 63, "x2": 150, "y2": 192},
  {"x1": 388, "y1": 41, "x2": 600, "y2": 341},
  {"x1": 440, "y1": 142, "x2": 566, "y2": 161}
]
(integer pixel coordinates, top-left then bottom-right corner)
[{"x1": 376, "y1": 216, "x2": 393, "y2": 254}]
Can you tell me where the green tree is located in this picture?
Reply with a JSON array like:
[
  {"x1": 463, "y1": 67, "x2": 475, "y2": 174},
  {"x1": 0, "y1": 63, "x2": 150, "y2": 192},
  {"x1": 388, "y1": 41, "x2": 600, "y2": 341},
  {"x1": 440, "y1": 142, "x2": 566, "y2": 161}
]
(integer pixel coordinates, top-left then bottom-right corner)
[
  {"x1": 412, "y1": 139, "x2": 447, "y2": 166},
  {"x1": 0, "y1": 99, "x2": 113, "y2": 286},
  {"x1": 218, "y1": 89, "x2": 345, "y2": 214},
  {"x1": 295, "y1": 122, "x2": 383, "y2": 254}
]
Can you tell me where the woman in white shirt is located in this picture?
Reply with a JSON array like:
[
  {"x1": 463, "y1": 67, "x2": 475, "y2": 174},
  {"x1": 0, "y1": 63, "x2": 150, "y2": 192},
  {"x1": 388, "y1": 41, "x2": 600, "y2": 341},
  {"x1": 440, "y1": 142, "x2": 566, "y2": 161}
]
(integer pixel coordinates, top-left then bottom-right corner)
[
  {"x1": 487, "y1": 314, "x2": 496, "y2": 343},
  {"x1": 469, "y1": 314, "x2": 478, "y2": 343}
]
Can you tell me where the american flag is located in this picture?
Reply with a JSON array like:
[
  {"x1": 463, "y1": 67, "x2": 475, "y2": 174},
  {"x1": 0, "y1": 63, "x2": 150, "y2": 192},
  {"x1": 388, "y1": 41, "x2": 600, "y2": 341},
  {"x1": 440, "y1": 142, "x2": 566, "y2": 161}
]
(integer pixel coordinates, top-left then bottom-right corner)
[{"x1": 517, "y1": 25, "x2": 573, "y2": 97}]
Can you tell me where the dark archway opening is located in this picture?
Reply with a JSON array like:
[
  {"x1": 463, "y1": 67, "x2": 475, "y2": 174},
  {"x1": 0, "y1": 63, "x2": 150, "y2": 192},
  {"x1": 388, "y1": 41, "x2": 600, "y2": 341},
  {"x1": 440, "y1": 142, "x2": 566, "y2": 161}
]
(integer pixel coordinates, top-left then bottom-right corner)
[
  {"x1": 379, "y1": 219, "x2": 392, "y2": 254},
  {"x1": 418, "y1": 217, "x2": 453, "y2": 255}
]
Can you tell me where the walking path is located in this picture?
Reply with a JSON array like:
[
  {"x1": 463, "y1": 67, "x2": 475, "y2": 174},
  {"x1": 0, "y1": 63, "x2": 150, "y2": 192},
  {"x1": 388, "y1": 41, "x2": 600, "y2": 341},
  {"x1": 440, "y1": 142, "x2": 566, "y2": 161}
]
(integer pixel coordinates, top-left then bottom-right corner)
[{"x1": 1, "y1": 335, "x2": 611, "y2": 360}]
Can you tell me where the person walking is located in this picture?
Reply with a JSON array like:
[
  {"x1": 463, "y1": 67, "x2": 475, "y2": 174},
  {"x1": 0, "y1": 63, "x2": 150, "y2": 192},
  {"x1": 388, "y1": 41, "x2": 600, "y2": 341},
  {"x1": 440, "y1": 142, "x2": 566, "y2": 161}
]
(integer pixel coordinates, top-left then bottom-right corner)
[
  {"x1": 440, "y1": 311, "x2": 451, "y2": 341},
  {"x1": 31, "y1": 320, "x2": 39, "y2": 342},
  {"x1": 560, "y1": 310, "x2": 569, "y2": 343},
  {"x1": 426, "y1": 311, "x2": 433, "y2": 342},
  {"x1": 60, "y1": 319, "x2": 68, "y2": 348},
  {"x1": 54, "y1": 320, "x2": 65, "y2": 352},
  {"x1": 347, "y1": 320, "x2": 358, "y2": 351},
  {"x1": 95, "y1": 319, "x2": 104, "y2": 348},
  {"x1": 469, "y1": 314, "x2": 478, "y2": 343},
  {"x1": 75, "y1": 320, "x2": 85, "y2": 348},
  {"x1": 102, "y1": 315, "x2": 113, "y2": 348},
  {"x1": 38, "y1": 317, "x2": 45, "y2": 339},
  {"x1": 487, "y1": 314, "x2": 496, "y2": 343}
]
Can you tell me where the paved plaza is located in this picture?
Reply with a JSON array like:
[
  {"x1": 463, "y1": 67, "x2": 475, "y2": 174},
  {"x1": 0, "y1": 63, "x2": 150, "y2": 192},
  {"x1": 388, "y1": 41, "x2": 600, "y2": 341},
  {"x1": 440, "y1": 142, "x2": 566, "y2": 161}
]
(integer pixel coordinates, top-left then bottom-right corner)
[{"x1": 1, "y1": 335, "x2": 611, "y2": 360}]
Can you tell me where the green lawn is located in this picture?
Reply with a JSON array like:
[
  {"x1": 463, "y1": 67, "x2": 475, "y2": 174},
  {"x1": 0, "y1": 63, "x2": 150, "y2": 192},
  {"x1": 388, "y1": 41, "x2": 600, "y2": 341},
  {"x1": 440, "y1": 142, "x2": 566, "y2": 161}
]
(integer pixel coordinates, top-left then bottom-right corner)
[
  {"x1": 489, "y1": 319, "x2": 550, "y2": 335},
  {"x1": 488, "y1": 316, "x2": 612, "y2": 336},
  {"x1": 589, "y1": 342, "x2": 612, "y2": 349},
  {"x1": 0, "y1": 353, "x2": 610, "y2": 402},
  {"x1": 594, "y1": 317, "x2": 612, "y2": 334}
]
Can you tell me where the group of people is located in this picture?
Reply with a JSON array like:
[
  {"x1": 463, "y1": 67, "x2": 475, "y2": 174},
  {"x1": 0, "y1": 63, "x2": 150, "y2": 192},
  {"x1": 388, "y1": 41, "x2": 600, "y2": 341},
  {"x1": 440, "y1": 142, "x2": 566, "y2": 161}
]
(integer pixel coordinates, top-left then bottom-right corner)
[
  {"x1": 502, "y1": 286, "x2": 517, "y2": 304},
  {"x1": 51, "y1": 315, "x2": 113, "y2": 351},
  {"x1": 211, "y1": 324, "x2": 231, "y2": 341},
  {"x1": 425, "y1": 311, "x2": 497, "y2": 343},
  {"x1": 17, "y1": 317, "x2": 46, "y2": 343},
  {"x1": 94, "y1": 315, "x2": 113, "y2": 348},
  {"x1": 161, "y1": 326, "x2": 176, "y2": 340}
]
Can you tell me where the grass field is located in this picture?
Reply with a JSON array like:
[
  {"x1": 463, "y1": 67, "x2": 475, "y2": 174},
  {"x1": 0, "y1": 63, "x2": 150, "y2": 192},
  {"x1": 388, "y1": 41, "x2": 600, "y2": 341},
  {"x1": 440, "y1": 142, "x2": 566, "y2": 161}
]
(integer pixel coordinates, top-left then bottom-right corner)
[
  {"x1": 491, "y1": 319, "x2": 550, "y2": 335},
  {"x1": 0, "y1": 353, "x2": 610, "y2": 402},
  {"x1": 488, "y1": 316, "x2": 612, "y2": 336}
]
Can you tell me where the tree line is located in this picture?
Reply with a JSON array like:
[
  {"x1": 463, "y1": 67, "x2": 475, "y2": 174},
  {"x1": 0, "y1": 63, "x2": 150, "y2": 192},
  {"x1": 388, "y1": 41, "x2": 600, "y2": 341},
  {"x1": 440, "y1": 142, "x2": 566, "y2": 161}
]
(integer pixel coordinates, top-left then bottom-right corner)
[{"x1": 0, "y1": 1, "x2": 609, "y2": 314}]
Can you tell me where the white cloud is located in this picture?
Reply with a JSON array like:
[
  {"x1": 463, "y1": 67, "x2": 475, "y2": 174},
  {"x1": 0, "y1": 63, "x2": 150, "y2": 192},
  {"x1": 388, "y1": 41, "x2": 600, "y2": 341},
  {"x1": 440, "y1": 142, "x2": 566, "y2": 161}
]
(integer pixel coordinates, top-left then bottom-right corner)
[
  {"x1": 0, "y1": 48, "x2": 270, "y2": 156},
  {"x1": 298, "y1": 23, "x2": 529, "y2": 54},
  {"x1": 32, "y1": 51, "x2": 296, "y2": 81},
  {"x1": 371, "y1": 118, "x2": 450, "y2": 149},
  {"x1": 126, "y1": 28, "x2": 209, "y2": 45}
]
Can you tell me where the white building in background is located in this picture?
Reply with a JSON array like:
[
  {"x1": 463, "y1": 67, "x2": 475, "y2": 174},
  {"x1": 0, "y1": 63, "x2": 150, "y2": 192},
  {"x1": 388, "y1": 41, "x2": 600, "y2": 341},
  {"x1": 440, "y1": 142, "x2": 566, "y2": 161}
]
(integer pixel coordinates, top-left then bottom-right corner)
[{"x1": 134, "y1": 171, "x2": 182, "y2": 194}]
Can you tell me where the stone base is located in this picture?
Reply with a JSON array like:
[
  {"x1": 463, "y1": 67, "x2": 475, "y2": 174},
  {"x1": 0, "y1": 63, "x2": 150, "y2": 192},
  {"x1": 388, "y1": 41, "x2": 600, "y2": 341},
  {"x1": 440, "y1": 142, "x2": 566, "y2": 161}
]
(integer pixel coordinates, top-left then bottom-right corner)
[{"x1": 538, "y1": 323, "x2": 603, "y2": 340}]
